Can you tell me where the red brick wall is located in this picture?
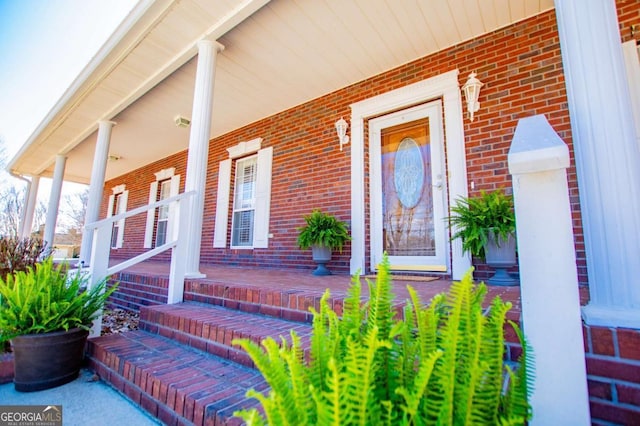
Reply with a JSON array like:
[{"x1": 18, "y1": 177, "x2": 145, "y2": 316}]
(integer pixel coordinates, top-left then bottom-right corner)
[
  {"x1": 104, "y1": 5, "x2": 640, "y2": 281},
  {"x1": 618, "y1": 0, "x2": 640, "y2": 45},
  {"x1": 585, "y1": 325, "x2": 640, "y2": 424},
  {"x1": 102, "y1": 152, "x2": 188, "y2": 262},
  {"x1": 503, "y1": 321, "x2": 640, "y2": 424}
]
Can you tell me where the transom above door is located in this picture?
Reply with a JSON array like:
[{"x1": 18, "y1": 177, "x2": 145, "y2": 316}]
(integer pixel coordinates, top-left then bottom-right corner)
[{"x1": 369, "y1": 100, "x2": 448, "y2": 272}]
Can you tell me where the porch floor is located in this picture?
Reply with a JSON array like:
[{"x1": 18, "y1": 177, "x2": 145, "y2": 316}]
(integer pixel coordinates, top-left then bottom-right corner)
[{"x1": 112, "y1": 259, "x2": 591, "y2": 320}]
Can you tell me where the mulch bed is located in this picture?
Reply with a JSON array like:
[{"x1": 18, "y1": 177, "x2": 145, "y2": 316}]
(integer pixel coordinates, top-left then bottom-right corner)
[{"x1": 101, "y1": 308, "x2": 139, "y2": 335}]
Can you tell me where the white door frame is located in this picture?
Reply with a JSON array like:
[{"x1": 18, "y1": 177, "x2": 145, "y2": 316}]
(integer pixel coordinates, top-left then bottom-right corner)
[{"x1": 349, "y1": 69, "x2": 471, "y2": 279}]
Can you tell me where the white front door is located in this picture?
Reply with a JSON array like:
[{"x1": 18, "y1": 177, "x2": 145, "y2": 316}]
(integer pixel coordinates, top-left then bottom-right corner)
[{"x1": 370, "y1": 100, "x2": 448, "y2": 272}]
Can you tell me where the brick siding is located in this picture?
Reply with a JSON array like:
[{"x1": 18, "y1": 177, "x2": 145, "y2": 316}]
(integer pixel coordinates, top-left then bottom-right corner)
[
  {"x1": 103, "y1": 3, "x2": 638, "y2": 281},
  {"x1": 585, "y1": 325, "x2": 640, "y2": 424}
]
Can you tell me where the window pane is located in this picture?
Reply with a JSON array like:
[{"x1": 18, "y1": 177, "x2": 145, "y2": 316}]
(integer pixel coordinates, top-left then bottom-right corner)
[
  {"x1": 234, "y1": 158, "x2": 256, "y2": 210},
  {"x1": 111, "y1": 224, "x2": 119, "y2": 248},
  {"x1": 231, "y1": 156, "x2": 257, "y2": 247},
  {"x1": 232, "y1": 210, "x2": 254, "y2": 246},
  {"x1": 158, "y1": 180, "x2": 171, "y2": 220},
  {"x1": 156, "y1": 220, "x2": 168, "y2": 246},
  {"x1": 113, "y1": 193, "x2": 122, "y2": 215},
  {"x1": 111, "y1": 193, "x2": 123, "y2": 249}
]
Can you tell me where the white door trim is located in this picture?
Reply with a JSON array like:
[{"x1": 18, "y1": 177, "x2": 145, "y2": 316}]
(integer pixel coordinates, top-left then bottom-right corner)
[{"x1": 349, "y1": 69, "x2": 471, "y2": 279}]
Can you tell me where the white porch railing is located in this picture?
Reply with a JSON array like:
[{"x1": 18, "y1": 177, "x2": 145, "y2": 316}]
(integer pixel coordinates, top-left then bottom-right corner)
[{"x1": 83, "y1": 191, "x2": 195, "y2": 337}]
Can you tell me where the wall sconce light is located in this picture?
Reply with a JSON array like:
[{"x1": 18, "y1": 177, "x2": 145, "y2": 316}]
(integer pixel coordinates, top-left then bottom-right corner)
[
  {"x1": 335, "y1": 117, "x2": 350, "y2": 151},
  {"x1": 462, "y1": 72, "x2": 484, "y2": 122},
  {"x1": 174, "y1": 115, "x2": 191, "y2": 128}
]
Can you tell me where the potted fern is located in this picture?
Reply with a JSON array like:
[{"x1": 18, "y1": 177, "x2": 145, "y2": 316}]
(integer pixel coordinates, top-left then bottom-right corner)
[
  {"x1": 297, "y1": 209, "x2": 351, "y2": 275},
  {"x1": 448, "y1": 189, "x2": 518, "y2": 285},
  {"x1": 0, "y1": 257, "x2": 116, "y2": 391}
]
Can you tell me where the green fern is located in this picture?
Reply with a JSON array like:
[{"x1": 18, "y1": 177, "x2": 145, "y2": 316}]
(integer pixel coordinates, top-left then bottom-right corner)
[
  {"x1": 233, "y1": 254, "x2": 533, "y2": 425},
  {"x1": 0, "y1": 258, "x2": 117, "y2": 341}
]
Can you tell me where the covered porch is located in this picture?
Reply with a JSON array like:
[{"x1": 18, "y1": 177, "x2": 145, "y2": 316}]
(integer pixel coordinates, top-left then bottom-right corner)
[{"x1": 6, "y1": 0, "x2": 640, "y2": 423}]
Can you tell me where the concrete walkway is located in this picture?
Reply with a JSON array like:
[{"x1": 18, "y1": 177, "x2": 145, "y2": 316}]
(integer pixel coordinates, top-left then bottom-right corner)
[{"x1": 0, "y1": 369, "x2": 159, "y2": 425}]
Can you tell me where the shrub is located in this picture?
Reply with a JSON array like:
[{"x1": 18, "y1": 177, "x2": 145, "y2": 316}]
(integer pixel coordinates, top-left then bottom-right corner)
[
  {"x1": 233, "y1": 255, "x2": 532, "y2": 425},
  {"x1": 0, "y1": 236, "x2": 48, "y2": 281}
]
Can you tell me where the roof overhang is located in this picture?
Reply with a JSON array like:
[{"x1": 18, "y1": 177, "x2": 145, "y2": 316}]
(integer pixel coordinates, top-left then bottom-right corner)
[{"x1": 8, "y1": 0, "x2": 554, "y2": 184}]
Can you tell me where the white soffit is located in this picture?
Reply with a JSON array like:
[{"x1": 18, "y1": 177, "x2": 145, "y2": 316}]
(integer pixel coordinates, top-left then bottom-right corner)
[{"x1": 11, "y1": 0, "x2": 554, "y2": 183}]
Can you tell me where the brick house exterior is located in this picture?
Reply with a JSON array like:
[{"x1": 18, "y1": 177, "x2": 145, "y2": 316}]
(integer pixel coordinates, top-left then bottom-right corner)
[
  {"x1": 9, "y1": 1, "x2": 640, "y2": 423},
  {"x1": 103, "y1": 9, "x2": 578, "y2": 279}
]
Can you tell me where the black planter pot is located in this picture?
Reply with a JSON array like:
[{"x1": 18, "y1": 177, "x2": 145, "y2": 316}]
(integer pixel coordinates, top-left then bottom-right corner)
[{"x1": 11, "y1": 327, "x2": 89, "y2": 392}]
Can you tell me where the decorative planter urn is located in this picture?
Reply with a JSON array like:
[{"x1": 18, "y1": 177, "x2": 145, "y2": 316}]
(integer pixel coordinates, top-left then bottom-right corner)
[
  {"x1": 11, "y1": 327, "x2": 90, "y2": 392},
  {"x1": 311, "y1": 244, "x2": 332, "y2": 276},
  {"x1": 485, "y1": 233, "x2": 519, "y2": 286}
]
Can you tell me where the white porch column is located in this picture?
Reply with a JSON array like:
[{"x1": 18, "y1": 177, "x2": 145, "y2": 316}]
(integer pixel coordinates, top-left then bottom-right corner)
[
  {"x1": 43, "y1": 155, "x2": 67, "y2": 249},
  {"x1": 555, "y1": 0, "x2": 640, "y2": 328},
  {"x1": 19, "y1": 176, "x2": 40, "y2": 239},
  {"x1": 509, "y1": 115, "x2": 590, "y2": 425},
  {"x1": 79, "y1": 120, "x2": 116, "y2": 266},
  {"x1": 184, "y1": 39, "x2": 224, "y2": 278}
]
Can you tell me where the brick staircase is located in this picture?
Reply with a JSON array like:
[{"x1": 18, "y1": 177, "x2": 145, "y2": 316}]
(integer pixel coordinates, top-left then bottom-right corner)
[
  {"x1": 87, "y1": 268, "x2": 530, "y2": 425},
  {"x1": 87, "y1": 279, "x2": 318, "y2": 426},
  {"x1": 105, "y1": 272, "x2": 169, "y2": 311}
]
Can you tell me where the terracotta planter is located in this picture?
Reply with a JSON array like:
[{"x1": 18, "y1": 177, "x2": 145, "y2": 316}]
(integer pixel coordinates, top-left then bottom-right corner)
[{"x1": 11, "y1": 327, "x2": 89, "y2": 392}]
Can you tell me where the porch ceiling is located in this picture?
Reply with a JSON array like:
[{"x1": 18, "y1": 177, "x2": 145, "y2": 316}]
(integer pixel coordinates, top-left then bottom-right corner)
[{"x1": 8, "y1": 0, "x2": 554, "y2": 184}]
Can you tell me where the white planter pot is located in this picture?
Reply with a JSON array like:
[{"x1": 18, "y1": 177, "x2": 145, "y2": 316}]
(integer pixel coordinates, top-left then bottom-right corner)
[{"x1": 311, "y1": 245, "x2": 332, "y2": 275}]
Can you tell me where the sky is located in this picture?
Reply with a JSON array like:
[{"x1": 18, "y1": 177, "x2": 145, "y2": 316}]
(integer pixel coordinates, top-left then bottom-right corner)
[{"x1": 0, "y1": 0, "x2": 137, "y2": 197}]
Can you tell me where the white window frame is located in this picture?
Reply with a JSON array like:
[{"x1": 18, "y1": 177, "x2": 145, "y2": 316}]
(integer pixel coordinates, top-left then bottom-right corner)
[
  {"x1": 107, "y1": 184, "x2": 128, "y2": 249},
  {"x1": 231, "y1": 155, "x2": 258, "y2": 248},
  {"x1": 144, "y1": 168, "x2": 180, "y2": 248},
  {"x1": 213, "y1": 138, "x2": 272, "y2": 249},
  {"x1": 155, "y1": 179, "x2": 172, "y2": 247}
]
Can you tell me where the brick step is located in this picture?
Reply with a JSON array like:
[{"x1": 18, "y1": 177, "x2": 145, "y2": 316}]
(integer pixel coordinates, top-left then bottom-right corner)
[
  {"x1": 110, "y1": 280, "x2": 169, "y2": 301},
  {"x1": 140, "y1": 302, "x2": 313, "y2": 367},
  {"x1": 107, "y1": 287, "x2": 166, "y2": 312},
  {"x1": 87, "y1": 330, "x2": 266, "y2": 426},
  {"x1": 184, "y1": 279, "x2": 346, "y2": 323}
]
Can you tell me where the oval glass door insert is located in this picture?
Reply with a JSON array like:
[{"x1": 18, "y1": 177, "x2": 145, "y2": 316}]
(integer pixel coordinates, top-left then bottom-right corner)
[{"x1": 394, "y1": 137, "x2": 424, "y2": 208}]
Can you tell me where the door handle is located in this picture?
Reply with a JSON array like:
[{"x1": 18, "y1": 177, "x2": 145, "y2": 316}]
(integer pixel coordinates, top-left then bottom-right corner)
[{"x1": 433, "y1": 174, "x2": 443, "y2": 190}]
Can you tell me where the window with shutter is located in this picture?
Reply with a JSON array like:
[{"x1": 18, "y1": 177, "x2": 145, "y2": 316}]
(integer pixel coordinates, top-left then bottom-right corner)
[
  {"x1": 144, "y1": 168, "x2": 180, "y2": 248},
  {"x1": 213, "y1": 139, "x2": 272, "y2": 249}
]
